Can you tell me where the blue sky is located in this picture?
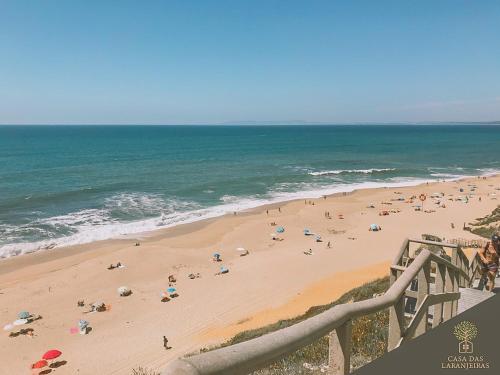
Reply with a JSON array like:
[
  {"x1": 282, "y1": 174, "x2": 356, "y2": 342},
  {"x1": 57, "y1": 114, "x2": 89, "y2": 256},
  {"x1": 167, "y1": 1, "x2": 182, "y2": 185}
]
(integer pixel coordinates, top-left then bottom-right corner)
[{"x1": 1, "y1": 1, "x2": 499, "y2": 124}]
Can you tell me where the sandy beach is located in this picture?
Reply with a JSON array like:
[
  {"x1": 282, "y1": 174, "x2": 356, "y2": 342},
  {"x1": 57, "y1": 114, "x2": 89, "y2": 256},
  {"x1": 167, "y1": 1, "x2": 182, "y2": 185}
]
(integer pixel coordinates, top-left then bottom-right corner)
[{"x1": 1, "y1": 175, "x2": 499, "y2": 375}]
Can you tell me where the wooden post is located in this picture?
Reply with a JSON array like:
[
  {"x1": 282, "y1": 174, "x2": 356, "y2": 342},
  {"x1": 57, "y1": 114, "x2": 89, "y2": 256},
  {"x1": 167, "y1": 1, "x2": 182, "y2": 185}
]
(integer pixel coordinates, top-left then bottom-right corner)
[
  {"x1": 451, "y1": 248, "x2": 458, "y2": 267},
  {"x1": 456, "y1": 255, "x2": 463, "y2": 287},
  {"x1": 388, "y1": 267, "x2": 405, "y2": 351},
  {"x1": 433, "y1": 263, "x2": 446, "y2": 328},
  {"x1": 452, "y1": 269, "x2": 460, "y2": 316},
  {"x1": 443, "y1": 267, "x2": 454, "y2": 321},
  {"x1": 329, "y1": 320, "x2": 352, "y2": 375},
  {"x1": 414, "y1": 261, "x2": 431, "y2": 336},
  {"x1": 388, "y1": 295, "x2": 405, "y2": 351}
]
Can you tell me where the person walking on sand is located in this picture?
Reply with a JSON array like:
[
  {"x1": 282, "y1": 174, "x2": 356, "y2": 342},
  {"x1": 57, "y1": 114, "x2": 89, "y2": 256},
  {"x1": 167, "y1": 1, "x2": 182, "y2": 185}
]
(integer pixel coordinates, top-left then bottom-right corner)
[
  {"x1": 478, "y1": 239, "x2": 499, "y2": 291},
  {"x1": 163, "y1": 336, "x2": 170, "y2": 350}
]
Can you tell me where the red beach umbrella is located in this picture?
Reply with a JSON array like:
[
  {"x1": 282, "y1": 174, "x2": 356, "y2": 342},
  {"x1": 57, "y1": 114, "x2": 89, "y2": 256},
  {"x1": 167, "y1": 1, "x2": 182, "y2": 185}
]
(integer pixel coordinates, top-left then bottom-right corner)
[
  {"x1": 32, "y1": 360, "x2": 48, "y2": 369},
  {"x1": 42, "y1": 349, "x2": 62, "y2": 360}
]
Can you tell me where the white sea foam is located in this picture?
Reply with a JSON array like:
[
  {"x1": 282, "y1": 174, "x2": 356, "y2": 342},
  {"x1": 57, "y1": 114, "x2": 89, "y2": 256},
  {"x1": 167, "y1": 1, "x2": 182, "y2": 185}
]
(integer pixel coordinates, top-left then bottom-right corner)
[
  {"x1": 477, "y1": 168, "x2": 500, "y2": 177},
  {"x1": 308, "y1": 168, "x2": 396, "y2": 176},
  {"x1": 1, "y1": 169, "x2": 499, "y2": 259},
  {"x1": 430, "y1": 173, "x2": 464, "y2": 179}
]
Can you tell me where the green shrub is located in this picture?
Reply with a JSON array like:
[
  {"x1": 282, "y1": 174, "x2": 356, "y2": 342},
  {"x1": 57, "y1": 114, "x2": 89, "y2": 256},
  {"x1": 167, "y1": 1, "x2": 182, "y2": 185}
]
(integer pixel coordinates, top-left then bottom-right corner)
[
  {"x1": 131, "y1": 367, "x2": 160, "y2": 375},
  {"x1": 467, "y1": 206, "x2": 500, "y2": 239}
]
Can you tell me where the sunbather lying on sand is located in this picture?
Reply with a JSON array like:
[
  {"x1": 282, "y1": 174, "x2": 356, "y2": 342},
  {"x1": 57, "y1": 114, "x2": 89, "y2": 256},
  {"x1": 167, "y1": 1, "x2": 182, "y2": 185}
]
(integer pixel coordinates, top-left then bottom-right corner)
[
  {"x1": 215, "y1": 266, "x2": 229, "y2": 275},
  {"x1": 107, "y1": 262, "x2": 124, "y2": 270}
]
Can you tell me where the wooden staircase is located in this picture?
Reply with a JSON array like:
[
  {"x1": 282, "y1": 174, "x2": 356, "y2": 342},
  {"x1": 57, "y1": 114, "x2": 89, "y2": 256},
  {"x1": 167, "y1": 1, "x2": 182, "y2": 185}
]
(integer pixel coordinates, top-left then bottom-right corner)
[{"x1": 457, "y1": 275, "x2": 499, "y2": 314}]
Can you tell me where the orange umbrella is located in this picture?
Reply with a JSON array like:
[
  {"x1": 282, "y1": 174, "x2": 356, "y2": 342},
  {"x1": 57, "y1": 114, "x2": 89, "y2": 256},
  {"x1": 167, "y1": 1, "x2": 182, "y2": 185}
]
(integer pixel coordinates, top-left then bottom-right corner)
[{"x1": 31, "y1": 360, "x2": 48, "y2": 369}]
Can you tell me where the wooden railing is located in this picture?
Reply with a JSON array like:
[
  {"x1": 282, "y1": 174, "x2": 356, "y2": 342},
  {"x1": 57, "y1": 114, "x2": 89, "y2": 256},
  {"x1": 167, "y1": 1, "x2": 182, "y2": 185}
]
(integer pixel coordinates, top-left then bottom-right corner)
[{"x1": 162, "y1": 238, "x2": 484, "y2": 375}]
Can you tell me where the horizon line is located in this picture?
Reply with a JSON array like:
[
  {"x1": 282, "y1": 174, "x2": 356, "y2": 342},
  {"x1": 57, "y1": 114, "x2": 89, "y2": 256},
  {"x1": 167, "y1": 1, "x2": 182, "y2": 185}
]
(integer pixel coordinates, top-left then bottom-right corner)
[{"x1": 1, "y1": 121, "x2": 500, "y2": 126}]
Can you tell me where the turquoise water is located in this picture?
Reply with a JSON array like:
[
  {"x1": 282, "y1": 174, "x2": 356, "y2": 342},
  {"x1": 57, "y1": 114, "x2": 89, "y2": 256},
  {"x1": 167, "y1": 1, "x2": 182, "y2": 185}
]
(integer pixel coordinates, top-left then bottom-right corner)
[{"x1": 1, "y1": 125, "x2": 499, "y2": 257}]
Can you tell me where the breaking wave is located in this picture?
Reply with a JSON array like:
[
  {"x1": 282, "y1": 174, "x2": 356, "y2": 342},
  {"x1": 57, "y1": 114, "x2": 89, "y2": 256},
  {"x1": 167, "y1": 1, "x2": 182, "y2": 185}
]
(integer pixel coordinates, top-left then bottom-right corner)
[{"x1": 308, "y1": 168, "x2": 396, "y2": 176}]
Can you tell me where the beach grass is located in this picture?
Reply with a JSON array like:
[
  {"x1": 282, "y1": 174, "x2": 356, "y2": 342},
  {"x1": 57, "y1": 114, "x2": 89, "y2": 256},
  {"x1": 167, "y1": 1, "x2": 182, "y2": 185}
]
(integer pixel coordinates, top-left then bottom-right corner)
[
  {"x1": 131, "y1": 367, "x2": 160, "y2": 375},
  {"x1": 468, "y1": 206, "x2": 500, "y2": 238}
]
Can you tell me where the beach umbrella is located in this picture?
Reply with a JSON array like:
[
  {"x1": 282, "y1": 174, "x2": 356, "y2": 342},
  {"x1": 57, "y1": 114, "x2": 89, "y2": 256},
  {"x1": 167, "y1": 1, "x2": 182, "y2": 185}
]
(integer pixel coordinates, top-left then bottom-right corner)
[
  {"x1": 370, "y1": 224, "x2": 379, "y2": 231},
  {"x1": 303, "y1": 228, "x2": 310, "y2": 235},
  {"x1": 236, "y1": 247, "x2": 246, "y2": 252},
  {"x1": 315, "y1": 235, "x2": 322, "y2": 241},
  {"x1": 118, "y1": 286, "x2": 131, "y2": 296},
  {"x1": 3, "y1": 323, "x2": 14, "y2": 331},
  {"x1": 31, "y1": 360, "x2": 48, "y2": 370},
  {"x1": 276, "y1": 226, "x2": 285, "y2": 233},
  {"x1": 13, "y1": 318, "x2": 28, "y2": 326},
  {"x1": 42, "y1": 349, "x2": 62, "y2": 360},
  {"x1": 167, "y1": 287, "x2": 176, "y2": 294},
  {"x1": 18, "y1": 311, "x2": 30, "y2": 319}
]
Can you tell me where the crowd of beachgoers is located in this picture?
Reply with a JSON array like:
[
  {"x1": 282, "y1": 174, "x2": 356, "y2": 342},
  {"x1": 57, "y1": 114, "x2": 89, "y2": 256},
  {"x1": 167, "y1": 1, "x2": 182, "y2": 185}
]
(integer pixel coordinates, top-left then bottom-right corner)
[{"x1": 1, "y1": 175, "x2": 499, "y2": 374}]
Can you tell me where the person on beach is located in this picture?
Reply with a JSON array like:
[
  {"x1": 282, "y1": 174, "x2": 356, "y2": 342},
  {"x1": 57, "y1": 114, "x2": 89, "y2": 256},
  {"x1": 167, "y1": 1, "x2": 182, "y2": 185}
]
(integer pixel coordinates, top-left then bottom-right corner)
[
  {"x1": 163, "y1": 336, "x2": 170, "y2": 350},
  {"x1": 492, "y1": 233, "x2": 500, "y2": 255},
  {"x1": 492, "y1": 233, "x2": 500, "y2": 276},
  {"x1": 478, "y1": 240, "x2": 499, "y2": 291}
]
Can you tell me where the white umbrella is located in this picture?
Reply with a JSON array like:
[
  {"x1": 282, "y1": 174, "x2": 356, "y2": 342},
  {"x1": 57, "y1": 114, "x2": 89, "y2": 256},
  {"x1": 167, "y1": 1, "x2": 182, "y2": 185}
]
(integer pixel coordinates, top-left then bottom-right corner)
[
  {"x1": 13, "y1": 318, "x2": 28, "y2": 326},
  {"x1": 236, "y1": 247, "x2": 246, "y2": 252},
  {"x1": 118, "y1": 286, "x2": 132, "y2": 296},
  {"x1": 3, "y1": 323, "x2": 14, "y2": 331}
]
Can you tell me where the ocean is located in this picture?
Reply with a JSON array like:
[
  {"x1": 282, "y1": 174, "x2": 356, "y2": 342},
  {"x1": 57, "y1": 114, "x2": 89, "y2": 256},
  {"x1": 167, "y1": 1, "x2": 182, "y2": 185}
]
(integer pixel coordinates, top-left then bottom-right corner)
[{"x1": 1, "y1": 124, "x2": 499, "y2": 258}]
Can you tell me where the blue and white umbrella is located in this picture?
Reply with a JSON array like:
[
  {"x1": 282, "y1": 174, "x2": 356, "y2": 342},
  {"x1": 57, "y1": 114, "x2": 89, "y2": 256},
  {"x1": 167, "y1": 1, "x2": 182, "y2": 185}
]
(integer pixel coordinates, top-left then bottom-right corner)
[
  {"x1": 18, "y1": 311, "x2": 30, "y2": 319},
  {"x1": 276, "y1": 226, "x2": 285, "y2": 233}
]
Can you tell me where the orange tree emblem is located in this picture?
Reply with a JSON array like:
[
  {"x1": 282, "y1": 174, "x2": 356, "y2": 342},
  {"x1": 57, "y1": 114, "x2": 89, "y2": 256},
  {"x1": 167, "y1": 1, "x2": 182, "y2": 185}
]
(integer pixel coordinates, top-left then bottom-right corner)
[{"x1": 453, "y1": 321, "x2": 478, "y2": 353}]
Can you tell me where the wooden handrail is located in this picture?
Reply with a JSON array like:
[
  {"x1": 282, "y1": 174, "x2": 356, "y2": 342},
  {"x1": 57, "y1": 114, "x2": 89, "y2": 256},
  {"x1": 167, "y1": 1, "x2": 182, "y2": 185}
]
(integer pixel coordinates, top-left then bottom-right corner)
[
  {"x1": 392, "y1": 238, "x2": 410, "y2": 265},
  {"x1": 408, "y1": 238, "x2": 459, "y2": 249}
]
